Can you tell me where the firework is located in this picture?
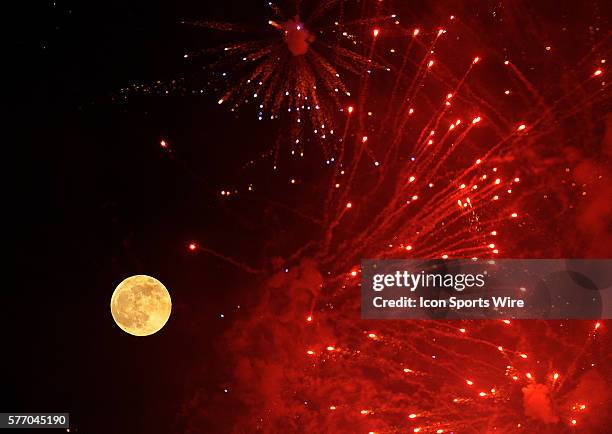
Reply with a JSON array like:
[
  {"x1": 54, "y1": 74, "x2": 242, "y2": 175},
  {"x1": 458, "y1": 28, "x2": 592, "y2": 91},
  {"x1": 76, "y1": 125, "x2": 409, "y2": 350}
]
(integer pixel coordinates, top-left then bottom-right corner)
[
  {"x1": 179, "y1": 1, "x2": 610, "y2": 432},
  {"x1": 183, "y1": 0, "x2": 392, "y2": 161},
  {"x1": 198, "y1": 265, "x2": 608, "y2": 432}
]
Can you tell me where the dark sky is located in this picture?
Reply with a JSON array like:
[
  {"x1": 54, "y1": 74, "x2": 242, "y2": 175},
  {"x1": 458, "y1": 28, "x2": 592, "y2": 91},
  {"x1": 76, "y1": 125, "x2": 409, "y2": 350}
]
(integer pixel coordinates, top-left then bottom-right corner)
[{"x1": 11, "y1": 1, "x2": 275, "y2": 433}]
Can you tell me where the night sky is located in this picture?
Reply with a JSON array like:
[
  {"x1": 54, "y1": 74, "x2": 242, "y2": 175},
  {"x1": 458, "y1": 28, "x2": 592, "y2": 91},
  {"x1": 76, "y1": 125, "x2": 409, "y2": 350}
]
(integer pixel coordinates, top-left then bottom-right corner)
[
  {"x1": 10, "y1": 1, "x2": 611, "y2": 433},
  {"x1": 12, "y1": 1, "x2": 269, "y2": 432}
]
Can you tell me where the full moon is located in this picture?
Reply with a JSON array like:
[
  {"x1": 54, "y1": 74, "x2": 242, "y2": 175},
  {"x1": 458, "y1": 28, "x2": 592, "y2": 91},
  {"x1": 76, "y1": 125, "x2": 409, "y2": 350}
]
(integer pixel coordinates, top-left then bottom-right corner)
[{"x1": 110, "y1": 275, "x2": 172, "y2": 336}]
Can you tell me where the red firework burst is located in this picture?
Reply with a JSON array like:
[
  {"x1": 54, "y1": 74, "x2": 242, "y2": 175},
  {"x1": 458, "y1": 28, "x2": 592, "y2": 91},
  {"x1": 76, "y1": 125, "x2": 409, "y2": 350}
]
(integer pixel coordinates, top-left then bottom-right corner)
[{"x1": 176, "y1": 1, "x2": 611, "y2": 432}]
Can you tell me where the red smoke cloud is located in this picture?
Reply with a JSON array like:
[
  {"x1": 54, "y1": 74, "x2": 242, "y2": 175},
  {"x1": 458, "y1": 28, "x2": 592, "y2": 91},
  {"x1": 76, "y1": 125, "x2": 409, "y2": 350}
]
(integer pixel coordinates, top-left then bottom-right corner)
[
  {"x1": 522, "y1": 383, "x2": 558, "y2": 424},
  {"x1": 572, "y1": 113, "x2": 612, "y2": 257},
  {"x1": 283, "y1": 17, "x2": 314, "y2": 56}
]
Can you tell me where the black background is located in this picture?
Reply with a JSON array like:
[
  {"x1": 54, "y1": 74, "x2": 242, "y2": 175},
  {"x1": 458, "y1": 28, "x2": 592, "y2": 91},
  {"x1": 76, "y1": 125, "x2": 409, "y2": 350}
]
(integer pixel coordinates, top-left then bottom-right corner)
[{"x1": 10, "y1": 1, "x2": 274, "y2": 433}]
